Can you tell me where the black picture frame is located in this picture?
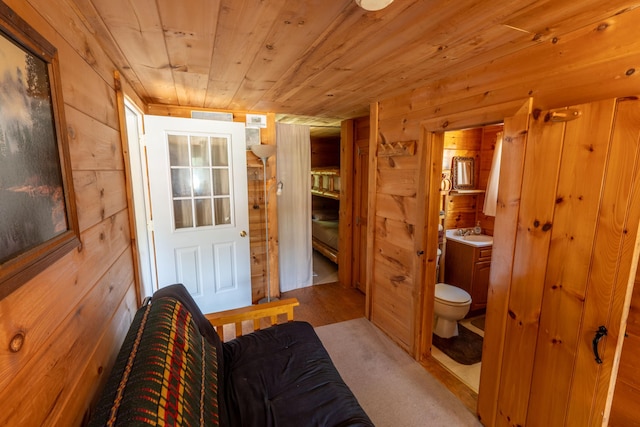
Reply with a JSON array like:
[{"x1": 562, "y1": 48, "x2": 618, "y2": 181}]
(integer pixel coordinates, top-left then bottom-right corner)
[{"x1": 0, "y1": 2, "x2": 80, "y2": 299}]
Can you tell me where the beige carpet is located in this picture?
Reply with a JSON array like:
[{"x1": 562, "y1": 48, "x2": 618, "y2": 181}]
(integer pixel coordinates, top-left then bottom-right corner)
[{"x1": 315, "y1": 318, "x2": 482, "y2": 427}]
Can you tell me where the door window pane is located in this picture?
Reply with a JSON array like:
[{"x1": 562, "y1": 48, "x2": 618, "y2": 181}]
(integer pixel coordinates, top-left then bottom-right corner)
[
  {"x1": 191, "y1": 136, "x2": 210, "y2": 167},
  {"x1": 212, "y1": 169, "x2": 230, "y2": 195},
  {"x1": 214, "y1": 198, "x2": 231, "y2": 225},
  {"x1": 193, "y1": 168, "x2": 212, "y2": 197},
  {"x1": 195, "y1": 199, "x2": 213, "y2": 227},
  {"x1": 167, "y1": 132, "x2": 234, "y2": 229},
  {"x1": 211, "y1": 137, "x2": 229, "y2": 166},
  {"x1": 169, "y1": 134, "x2": 189, "y2": 166},
  {"x1": 173, "y1": 199, "x2": 193, "y2": 229},
  {"x1": 171, "y1": 169, "x2": 192, "y2": 197}
]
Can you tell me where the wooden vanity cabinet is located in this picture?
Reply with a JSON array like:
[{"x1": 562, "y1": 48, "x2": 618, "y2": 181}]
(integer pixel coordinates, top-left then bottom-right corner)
[{"x1": 444, "y1": 240, "x2": 492, "y2": 314}]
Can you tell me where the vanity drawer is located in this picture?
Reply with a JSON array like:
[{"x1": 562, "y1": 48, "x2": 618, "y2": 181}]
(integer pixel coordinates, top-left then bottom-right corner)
[{"x1": 478, "y1": 247, "x2": 492, "y2": 261}]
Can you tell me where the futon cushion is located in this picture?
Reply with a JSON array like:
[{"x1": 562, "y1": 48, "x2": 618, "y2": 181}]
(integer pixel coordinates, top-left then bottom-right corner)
[
  {"x1": 153, "y1": 284, "x2": 229, "y2": 424},
  {"x1": 89, "y1": 297, "x2": 220, "y2": 426},
  {"x1": 153, "y1": 284, "x2": 223, "y2": 349},
  {"x1": 223, "y1": 321, "x2": 373, "y2": 427}
]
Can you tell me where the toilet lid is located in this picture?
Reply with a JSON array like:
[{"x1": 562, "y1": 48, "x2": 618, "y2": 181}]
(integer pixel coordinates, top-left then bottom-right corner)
[{"x1": 435, "y1": 283, "x2": 471, "y2": 304}]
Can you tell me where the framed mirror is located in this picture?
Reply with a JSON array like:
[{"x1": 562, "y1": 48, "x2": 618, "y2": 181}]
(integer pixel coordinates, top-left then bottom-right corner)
[{"x1": 451, "y1": 156, "x2": 475, "y2": 190}]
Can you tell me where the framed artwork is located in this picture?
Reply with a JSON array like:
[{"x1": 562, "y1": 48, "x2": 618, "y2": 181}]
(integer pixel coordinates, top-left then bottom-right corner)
[
  {"x1": 0, "y1": 2, "x2": 80, "y2": 299},
  {"x1": 245, "y1": 113, "x2": 267, "y2": 128}
]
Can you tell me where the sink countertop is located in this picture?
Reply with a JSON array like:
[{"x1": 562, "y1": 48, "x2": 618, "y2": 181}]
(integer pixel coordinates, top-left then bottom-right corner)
[{"x1": 445, "y1": 229, "x2": 493, "y2": 247}]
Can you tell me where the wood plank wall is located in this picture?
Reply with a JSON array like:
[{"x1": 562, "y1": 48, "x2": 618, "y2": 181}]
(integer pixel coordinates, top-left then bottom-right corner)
[
  {"x1": 477, "y1": 126, "x2": 501, "y2": 236},
  {"x1": 609, "y1": 266, "x2": 640, "y2": 426},
  {"x1": 145, "y1": 104, "x2": 279, "y2": 302},
  {"x1": 0, "y1": 1, "x2": 638, "y2": 425},
  {"x1": 0, "y1": 2, "x2": 278, "y2": 425},
  {"x1": 371, "y1": 4, "x2": 640, "y2": 420},
  {"x1": 369, "y1": 124, "x2": 422, "y2": 353},
  {"x1": 443, "y1": 128, "x2": 482, "y2": 230},
  {"x1": 0, "y1": 0, "x2": 138, "y2": 425},
  {"x1": 442, "y1": 125, "x2": 499, "y2": 234},
  {"x1": 311, "y1": 136, "x2": 340, "y2": 168}
]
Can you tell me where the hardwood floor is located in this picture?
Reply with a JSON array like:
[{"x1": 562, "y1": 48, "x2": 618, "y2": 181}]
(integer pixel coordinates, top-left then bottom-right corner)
[
  {"x1": 281, "y1": 281, "x2": 366, "y2": 327},
  {"x1": 312, "y1": 250, "x2": 339, "y2": 285}
]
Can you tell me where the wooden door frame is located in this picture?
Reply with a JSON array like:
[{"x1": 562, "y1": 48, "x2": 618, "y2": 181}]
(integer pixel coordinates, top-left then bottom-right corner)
[
  {"x1": 338, "y1": 119, "x2": 355, "y2": 287},
  {"x1": 415, "y1": 98, "x2": 533, "y2": 421},
  {"x1": 115, "y1": 72, "x2": 148, "y2": 306},
  {"x1": 364, "y1": 103, "x2": 380, "y2": 319},
  {"x1": 340, "y1": 117, "x2": 370, "y2": 294}
]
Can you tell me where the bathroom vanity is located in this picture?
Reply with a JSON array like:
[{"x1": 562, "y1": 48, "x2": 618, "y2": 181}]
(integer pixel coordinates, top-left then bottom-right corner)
[{"x1": 444, "y1": 230, "x2": 492, "y2": 314}]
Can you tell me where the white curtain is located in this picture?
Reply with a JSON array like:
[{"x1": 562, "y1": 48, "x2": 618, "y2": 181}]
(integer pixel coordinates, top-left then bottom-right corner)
[
  {"x1": 276, "y1": 123, "x2": 313, "y2": 291},
  {"x1": 483, "y1": 132, "x2": 503, "y2": 217}
]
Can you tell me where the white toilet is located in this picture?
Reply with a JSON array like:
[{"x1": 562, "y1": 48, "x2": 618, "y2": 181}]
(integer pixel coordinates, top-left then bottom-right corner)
[{"x1": 433, "y1": 283, "x2": 472, "y2": 338}]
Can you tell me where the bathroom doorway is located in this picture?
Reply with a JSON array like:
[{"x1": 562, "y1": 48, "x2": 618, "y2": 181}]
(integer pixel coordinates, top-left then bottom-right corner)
[
  {"x1": 431, "y1": 123, "x2": 503, "y2": 393},
  {"x1": 420, "y1": 97, "x2": 640, "y2": 425}
]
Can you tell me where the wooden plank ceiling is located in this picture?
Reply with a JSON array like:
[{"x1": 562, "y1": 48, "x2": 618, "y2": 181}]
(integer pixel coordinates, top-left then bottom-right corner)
[{"x1": 70, "y1": 0, "x2": 639, "y2": 133}]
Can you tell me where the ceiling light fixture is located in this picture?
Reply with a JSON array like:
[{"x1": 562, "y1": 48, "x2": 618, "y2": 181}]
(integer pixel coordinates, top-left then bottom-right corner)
[{"x1": 356, "y1": 0, "x2": 394, "y2": 11}]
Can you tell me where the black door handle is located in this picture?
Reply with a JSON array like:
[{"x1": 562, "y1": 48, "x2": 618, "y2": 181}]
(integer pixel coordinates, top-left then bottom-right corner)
[{"x1": 592, "y1": 325, "x2": 608, "y2": 364}]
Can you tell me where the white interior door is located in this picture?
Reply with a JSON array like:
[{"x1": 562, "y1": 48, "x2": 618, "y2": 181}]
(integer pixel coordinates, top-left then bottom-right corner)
[{"x1": 145, "y1": 115, "x2": 251, "y2": 313}]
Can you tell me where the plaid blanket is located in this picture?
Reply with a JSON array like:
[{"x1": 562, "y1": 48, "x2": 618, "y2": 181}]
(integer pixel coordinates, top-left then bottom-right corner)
[{"x1": 89, "y1": 297, "x2": 220, "y2": 426}]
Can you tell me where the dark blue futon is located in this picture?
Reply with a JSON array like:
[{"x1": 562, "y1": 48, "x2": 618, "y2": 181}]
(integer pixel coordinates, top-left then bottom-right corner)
[{"x1": 89, "y1": 284, "x2": 373, "y2": 427}]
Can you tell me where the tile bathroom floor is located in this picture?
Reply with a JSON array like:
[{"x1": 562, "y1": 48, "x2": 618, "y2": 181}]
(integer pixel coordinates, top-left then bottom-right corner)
[{"x1": 431, "y1": 315, "x2": 485, "y2": 393}]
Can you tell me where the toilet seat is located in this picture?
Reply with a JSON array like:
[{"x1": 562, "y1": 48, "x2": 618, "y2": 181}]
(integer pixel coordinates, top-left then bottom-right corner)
[{"x1": 435, "y1": 283, "x2": 471, "y2": 306}]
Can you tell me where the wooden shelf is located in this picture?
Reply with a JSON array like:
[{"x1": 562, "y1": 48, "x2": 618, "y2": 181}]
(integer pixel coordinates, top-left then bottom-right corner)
[
  {"x1": 448, "y1": 189, "x2": 486, "y2": 195},
  {"x1": 311, "y1": 188, "x2": 340, "y2": 200}
]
